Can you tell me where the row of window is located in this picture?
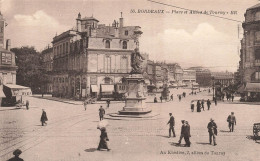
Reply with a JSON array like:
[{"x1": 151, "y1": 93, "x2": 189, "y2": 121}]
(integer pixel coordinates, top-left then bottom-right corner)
[
  {"x1": 53, "y1": 77, "x2": 68, "y2": 83},
  {"x1": 105, "y1": 40, "x2": 128, "y2": 49},
  {"x1": 54, "y1": 42, "x2": 69, "y2": 56}
]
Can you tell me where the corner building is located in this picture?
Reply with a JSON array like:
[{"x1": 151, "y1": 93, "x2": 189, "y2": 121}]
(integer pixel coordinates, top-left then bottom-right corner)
[
  {"x1": 51, "y1": 13, "x2": 142, "y2": 99},
  {"x1": 239, "y1": 3, "x2": 260, "y2": 99}
]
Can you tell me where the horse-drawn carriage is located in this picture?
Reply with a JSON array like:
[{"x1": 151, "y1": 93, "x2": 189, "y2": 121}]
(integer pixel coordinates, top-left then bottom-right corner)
[{"x1": 253, "y1": 123, "x2": 260, "y2": 141}]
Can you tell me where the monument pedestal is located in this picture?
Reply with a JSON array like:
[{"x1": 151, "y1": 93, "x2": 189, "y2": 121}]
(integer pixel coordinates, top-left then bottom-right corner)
[{"x1": 119, "y1": 74, "x2": 151, "y2": 115}]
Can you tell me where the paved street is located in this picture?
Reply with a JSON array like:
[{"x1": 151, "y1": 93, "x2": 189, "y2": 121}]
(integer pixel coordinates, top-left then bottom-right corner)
[{"x1": 0, "y1": 89, "x2": 259, "y2": 161}]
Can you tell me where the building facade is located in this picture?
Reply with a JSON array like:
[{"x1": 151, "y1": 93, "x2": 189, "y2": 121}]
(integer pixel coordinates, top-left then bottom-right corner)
[
  {"x1": 188, "y1": 66, "x2": 212, "y2": 87},
  {"x1": 50, "y1": 13, "x2": 142, "y2": 99},
  {"x1": 211, "y1": 72, "x2": 234, "y2": 87},
  {"x1": 41, "y1": 46, "x2": 54, "y2": 94},
  {"x1": 182, "y1": 69, "x2": 196, "y2": 86},
  {"x1": 0, "y1": 12, "x2": 17, "y2": 105},
  {"x1": 239, "y1": 3, "x2": 260, "y2": 100}
]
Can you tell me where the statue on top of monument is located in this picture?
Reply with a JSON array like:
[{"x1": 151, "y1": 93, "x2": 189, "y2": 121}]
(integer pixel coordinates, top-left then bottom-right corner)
[{"x1": 131, "y1": 48, "x2": 144, "y2": 74}]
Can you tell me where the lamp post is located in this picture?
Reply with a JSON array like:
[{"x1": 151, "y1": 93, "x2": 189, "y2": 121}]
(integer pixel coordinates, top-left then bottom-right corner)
[{"x1": 212, "y1": 76, "x2": 215, "y2": 100}]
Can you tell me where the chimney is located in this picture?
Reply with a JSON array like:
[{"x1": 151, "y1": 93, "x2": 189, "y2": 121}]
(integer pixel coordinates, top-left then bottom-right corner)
[
  {"x1": 76, "y1": 12, "x2": 81, "y2": 32},
  {"x1": 119, "y1": 12, "x2": 123, "y2": 28},
  {"x1": 6, "y1": 39, "x2": 11, "y2": 51}
]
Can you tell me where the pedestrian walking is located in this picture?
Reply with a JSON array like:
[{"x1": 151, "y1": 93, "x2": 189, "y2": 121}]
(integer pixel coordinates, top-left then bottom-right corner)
[
  {"x1": 190, "y1": 101, "x2": 195, "y2": 112},
  {"x1": 227, "y1": 112, "x2": 236, "y2": 132},
  {"x1": 99, "y1": 106, "x2": 105, "y2": 121},
  {"x1": 207, "y1": 118, "x2": 217, "y2": 146},
  {"x1": 207, "y1": 99, "x2": 211, "y2": 110},
  {"x1": 214, "y1": 97, "x2": 217, "y2": 106},
  {"x1": 97, "y1": 127, "x2": 110, "y2": 151},
  {"x1": 83, "y1": 100, "x2": 87, "y2": 111},
  {"x1": 40, "y1": 109, "x2": 48, "y2": 126},
  {"x1": 178, "y1": 120, "x2": 185, "y2": 144},
  {"x1": 178, "y1": 95, "x2": 181, "y2": 102},
  {"x1": 196, "y1": 100, "x2": 201, "y2": 112},
  {"x1": 231, "y1": 94, "x2": 234, "y2": 102},
  {"x1": 160, "y1": 96, "x2": 163, "y2": 103},
  {"x1": 25, "y1": 100, "x2": 29, "y2": 110},
  {"x1": 8, "y1": 149, "x2": 24, "y2": 161},
  {"x1": 106, "y1": 99, "x2": 110, "y2": 108},
  {"x1": 183, "y1": 121, "x2": 191, "y2": 147},
  {"x1": 201, "y1": 99, "x2": 205, "y2": 111},
  {"x1": 170, "y1": 94, "x2": 173, "y2": 101},
  {"x1": 167, "y1": 113, "x2": 176, "y2": 137},
  {"x1": 154, "y1": 97, "x2": 158, "y2": 103}
]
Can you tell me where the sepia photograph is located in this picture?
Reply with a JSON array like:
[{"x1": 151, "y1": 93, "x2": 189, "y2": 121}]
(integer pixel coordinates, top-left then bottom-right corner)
[{"x1": 0, "y1": 0, "x2": 260, "y2": 160}]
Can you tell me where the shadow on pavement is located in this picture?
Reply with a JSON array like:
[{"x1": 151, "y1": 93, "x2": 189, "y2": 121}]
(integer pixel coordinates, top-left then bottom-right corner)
[
  {"x1": 156, "y1": 135, "x2": 170, "y2": 138},
  {"x1": 169, "y1": 142, "x2": 186, "y2": 147},
  {"x1": 85, "y1": 148, "x2": 97, "y2": 152},
  {"x1": 220, "y1": 130, "x2": 231, "y2": 133},
  {"x1": 246, "y1": 135, "x2": 260, "y2": 141},
  {"x1": 196, "y1": 142, "x2": 210, "y2": 145}
]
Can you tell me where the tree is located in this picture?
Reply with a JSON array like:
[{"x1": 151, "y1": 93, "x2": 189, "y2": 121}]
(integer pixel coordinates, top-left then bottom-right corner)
[{"x1": 11, "y1": 46, "x2": 48, "y2": 94}]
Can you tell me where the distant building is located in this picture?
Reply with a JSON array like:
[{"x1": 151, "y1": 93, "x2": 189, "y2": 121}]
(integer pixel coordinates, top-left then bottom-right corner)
[
  {"x1": 188, "y1": 66, "x2": 211, "y2": 87},
  {"x1": 48, "y1": 13, "x2": 142, "y2": 99},
  {"x1": 239, "y1": 3, "x2": 260, "y2": 100},
  {"x1": 182, "y1": 69, "x2": 196, "y2": 86},
  {"x1": 211, "y1": 71, "x2": 234, "y2": 87}
]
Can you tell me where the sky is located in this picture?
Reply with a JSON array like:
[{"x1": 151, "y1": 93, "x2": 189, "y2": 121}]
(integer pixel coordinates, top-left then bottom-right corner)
[{"x1": 0, "y1": 0, "x2": 259, "y2": 72}]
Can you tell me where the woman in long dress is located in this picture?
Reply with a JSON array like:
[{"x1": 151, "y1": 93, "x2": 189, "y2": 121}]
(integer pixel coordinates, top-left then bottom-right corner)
[{"x1": 97, "y1": 127, "x2": 110, "y2": 151}]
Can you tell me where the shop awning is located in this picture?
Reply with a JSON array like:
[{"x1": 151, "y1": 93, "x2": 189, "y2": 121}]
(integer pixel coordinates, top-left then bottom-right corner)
[
  {"x1": 3, "y1": 84, "x2": 32, "y2": 96},
  {"x1": 91, "y1": 85, "x2": 99, "y2": 93},
  {"x1": 101, "y1": 85, "x2": 114, "y2": 93},
  {"x1": 244, "y1": 83, "x2": 260, "y2": 92},
  {"x1": 192, "y1": 83, "x2": 199, "y2": 86}
]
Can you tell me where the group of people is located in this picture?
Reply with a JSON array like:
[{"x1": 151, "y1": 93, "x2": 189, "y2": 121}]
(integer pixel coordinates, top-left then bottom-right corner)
[
  {"x1": 191, "y1": 99, "x2": 212, "y2": 112},
  {"x1": 167, "y1": 112, "x2": 236, "y2": 147},
  {"x1": 167, "y1": 113, "x2": 191, "y2": 147}
]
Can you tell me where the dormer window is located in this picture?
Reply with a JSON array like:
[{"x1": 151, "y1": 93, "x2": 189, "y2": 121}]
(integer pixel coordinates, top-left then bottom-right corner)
[{"x1": 125, "y1": 30, "x2": 128, "y2": 36}]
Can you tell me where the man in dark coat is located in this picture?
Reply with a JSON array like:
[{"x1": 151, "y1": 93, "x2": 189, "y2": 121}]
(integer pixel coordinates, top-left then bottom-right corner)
[
  {"x1": 170, "y1": 94, "x2": 173, "y2": 101},
  {"x1": 182, "y1": 121, "x2": 191, "y2": 147},
  {"x1": 160, "y1": 96, "x2": 163, "y2": 103},
  {"x1": 207, "y1": 99, "x2": 211, "y2": 110},
  {"x1": 207, "y1": 118, "x2": 217, "y2": 146},
  {"x1": 167, "y1": 113, "x2": 176, "y2": 137},
  {"x1": 178, "y1": 95, "x2": 181, "y2": 102},
  {"x1": 97, "y1": 127, "x2": 110, "y2": 151},
  {"x1": 178, "y1": 120, "x2": 185, "y2": 144},
  {"x1": 26, "y1": 100, "x2": 29, "y2": 110},
  {"x1": 40, "y1": 109, "x2": 48, "y2": 126},
  {"x1": 214, "y1": 97, "x2": 217, "y2": 106},
  {"x1": 231, "y1": 95, "x2": 234, "y2": 102},
  {"x1": 99, "y1": 106, "x2": 105, "y2": 121},
  {"x1": 154, "y1": 97, "x2": 158, "y2": 103},
  {"x1": 201, "y1": 100, "x2": 205, "y2": 111},
  {"x1": 227, "y1": 112, "x2": 236, "y2": 132},
  {"x1": 106, "y1": 99, "x2": 110, "y2": 108},
  {"x1": 196, "y1": 100, "x2": 201, "y2": 112},
  {"x1": 8, "y1": 149, "x2": 24, "y2": 161}
]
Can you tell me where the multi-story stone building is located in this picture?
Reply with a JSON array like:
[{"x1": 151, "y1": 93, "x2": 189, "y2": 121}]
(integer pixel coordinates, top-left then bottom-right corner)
[
  {"x1": 188, "y1": 66, "x2": 211, "y2": 87},
  {"x1": 182, "y1": 69, "x2": 196, "y2": 86},
  {"x1": 211, "y1": 71, "x2": 234, "y2": 87},
  {"x1": 239, "y1": 3, "x2": 260, "y2": 100},
  {"x1": 50, "y1": 13, "x2": 142, "y2": 99},
  {"x1": 41, "y1": 46, "x2": 53, "y2": 94}
]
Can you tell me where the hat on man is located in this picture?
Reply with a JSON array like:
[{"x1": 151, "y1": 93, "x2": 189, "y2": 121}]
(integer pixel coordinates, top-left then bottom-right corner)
[
  {"x1": 231, "y1": 112, "x2": 234, "y2": 114},
  {"x1": 13, "y1": 149, "x2": 22, "y2": 156},
  {"x1": 210, "y1": 118, "x2": 214, "y2": 121},
  {"x1": 181, "y1": 120, "x2": 185, "y2": 123}
]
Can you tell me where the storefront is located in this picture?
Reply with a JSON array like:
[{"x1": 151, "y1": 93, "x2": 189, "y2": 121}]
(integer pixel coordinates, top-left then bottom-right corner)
[
  {"x1": 100, "y1": 84, "x2": 114, "y2": 100},
  {"x1": 90, "y1": 85, "x2": 99, "y2": 98},
  {"x1": 2, "y1": 84, "x2": 32, "y2": 106},
  {"x1": 242, "y1": 83, "x2": 260, "y2": 102}
]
